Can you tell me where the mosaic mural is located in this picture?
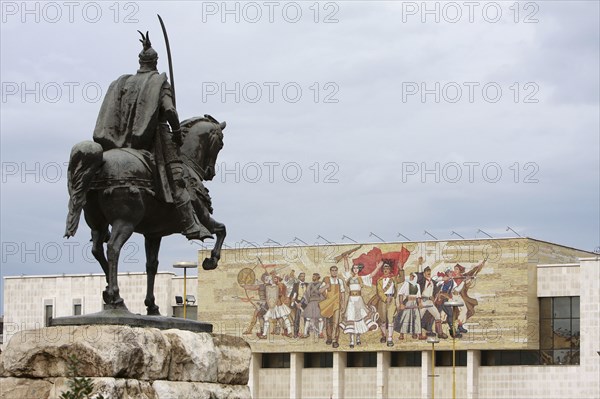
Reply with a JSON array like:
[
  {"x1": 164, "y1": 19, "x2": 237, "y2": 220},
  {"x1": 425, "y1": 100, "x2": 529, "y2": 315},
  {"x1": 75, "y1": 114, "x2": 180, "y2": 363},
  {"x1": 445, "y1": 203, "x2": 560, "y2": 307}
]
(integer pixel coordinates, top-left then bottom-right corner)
[{"x1": 198, "y1": 239, "x2": 587, "y2": 352}]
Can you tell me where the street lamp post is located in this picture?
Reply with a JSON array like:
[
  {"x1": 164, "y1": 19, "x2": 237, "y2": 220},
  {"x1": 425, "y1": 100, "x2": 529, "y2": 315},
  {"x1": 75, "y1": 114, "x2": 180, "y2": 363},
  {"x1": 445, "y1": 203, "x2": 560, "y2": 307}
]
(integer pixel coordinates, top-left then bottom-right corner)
[
  {"x1": 173, "y1": 261, "x2": 197, "y2": 319},
  {"x1": 427, "y1": 336, "x2": 440, "y2": 399},
  {"x1": 444, "y1": 300, "x2": 464, "y2": 399}
]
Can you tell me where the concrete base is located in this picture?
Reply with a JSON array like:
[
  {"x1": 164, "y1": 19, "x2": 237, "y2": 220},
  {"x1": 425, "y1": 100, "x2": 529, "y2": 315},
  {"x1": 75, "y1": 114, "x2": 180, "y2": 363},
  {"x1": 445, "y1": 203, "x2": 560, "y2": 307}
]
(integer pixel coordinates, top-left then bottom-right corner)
[{"x1": 49, "y1": 308, "x2": 213, "y2": 333}]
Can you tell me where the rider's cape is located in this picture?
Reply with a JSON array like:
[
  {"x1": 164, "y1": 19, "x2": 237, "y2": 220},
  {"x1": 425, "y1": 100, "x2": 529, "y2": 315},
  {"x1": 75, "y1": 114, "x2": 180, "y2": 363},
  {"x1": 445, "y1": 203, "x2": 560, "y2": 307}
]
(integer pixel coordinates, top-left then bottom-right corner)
[
  {"x1": 93, "y1": 71, "x2": 166, "y2": 149},
  {"x1": 93, "y1": 71, "x2": 173, "y2": 203}
]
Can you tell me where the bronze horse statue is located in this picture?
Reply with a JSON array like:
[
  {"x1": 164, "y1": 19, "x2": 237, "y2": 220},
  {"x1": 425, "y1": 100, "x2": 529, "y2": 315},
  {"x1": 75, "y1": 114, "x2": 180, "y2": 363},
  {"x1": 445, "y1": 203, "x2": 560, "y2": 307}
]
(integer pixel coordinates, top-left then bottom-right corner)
[{"x1": 65, "y1": 116, "x2": 226, "y2": 314}]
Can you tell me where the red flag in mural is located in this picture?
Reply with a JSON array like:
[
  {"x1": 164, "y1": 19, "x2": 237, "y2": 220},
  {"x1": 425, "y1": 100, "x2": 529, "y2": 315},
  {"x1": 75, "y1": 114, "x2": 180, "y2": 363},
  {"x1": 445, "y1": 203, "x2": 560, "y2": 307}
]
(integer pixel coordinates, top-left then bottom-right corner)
[{"x1": 353, "y1": 246, "x2": 410, "y2": 283}]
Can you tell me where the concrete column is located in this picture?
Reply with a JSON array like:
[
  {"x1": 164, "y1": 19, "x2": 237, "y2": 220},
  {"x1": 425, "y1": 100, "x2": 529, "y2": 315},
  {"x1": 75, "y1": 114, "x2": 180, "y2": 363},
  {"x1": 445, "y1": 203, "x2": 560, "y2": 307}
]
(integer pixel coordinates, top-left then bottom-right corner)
[
  {"x1": 376, "y1": 351, "x2": 390, "y2": 399},
  {"x1": 333, "y1": 351, "x2": 346, "y2": 399},
  {"x1": 466, "y1": 350, "x2": 480, "y2": 399},
  {"x1": 290, "y1": 352, "x2": 304, "y2": 399},
  {"x1": 579, "y1": 257, "x2": 600, "y2": 399},
  {"x1": 422, "y1": 349, "x2": 432, "y2": 399},
  {"x1": 248, "y1": 352, "x2": 260, "y2": 399}
]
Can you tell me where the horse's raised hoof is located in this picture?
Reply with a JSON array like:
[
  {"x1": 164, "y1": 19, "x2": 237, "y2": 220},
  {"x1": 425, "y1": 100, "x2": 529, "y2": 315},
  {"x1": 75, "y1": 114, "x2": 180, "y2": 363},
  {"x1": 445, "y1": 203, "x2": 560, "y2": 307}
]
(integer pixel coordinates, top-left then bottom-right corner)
[
  {"x1": 202, "y1": 256, "x2": 219, "y2": 270},
  {"x1": 147, "y1": 305, "x2": 161, "y2": 316}
]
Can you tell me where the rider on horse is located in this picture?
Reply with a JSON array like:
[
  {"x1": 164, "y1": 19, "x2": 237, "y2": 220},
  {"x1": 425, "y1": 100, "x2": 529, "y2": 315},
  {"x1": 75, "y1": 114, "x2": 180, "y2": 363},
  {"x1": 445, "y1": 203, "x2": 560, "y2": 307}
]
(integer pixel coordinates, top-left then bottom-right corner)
[{"x1": 89, "y1": 31, "x2": 206, "y2": 240}]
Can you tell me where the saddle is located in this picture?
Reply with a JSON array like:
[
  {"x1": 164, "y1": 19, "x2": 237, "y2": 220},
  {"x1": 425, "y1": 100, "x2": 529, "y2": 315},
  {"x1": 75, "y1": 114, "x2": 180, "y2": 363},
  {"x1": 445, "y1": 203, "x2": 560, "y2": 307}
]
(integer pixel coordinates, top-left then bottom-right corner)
[{"x1": 89, "y1": 148, "x2": 156, "y2": 194}]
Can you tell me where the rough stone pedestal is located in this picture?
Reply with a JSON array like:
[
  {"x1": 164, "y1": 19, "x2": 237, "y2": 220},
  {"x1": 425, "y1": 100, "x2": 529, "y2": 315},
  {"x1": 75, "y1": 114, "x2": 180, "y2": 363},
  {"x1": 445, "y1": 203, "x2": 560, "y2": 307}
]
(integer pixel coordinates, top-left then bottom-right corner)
[{"x1": 0, "y1": 325, "x2": 251, "y2": 399}]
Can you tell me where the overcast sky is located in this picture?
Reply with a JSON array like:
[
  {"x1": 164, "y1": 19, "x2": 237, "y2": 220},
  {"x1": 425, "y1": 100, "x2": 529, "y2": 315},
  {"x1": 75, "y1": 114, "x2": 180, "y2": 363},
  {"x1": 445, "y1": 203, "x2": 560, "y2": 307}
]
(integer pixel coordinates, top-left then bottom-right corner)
[{"x1": 1, "y1": 1, "x2": 599, "y2": 309}]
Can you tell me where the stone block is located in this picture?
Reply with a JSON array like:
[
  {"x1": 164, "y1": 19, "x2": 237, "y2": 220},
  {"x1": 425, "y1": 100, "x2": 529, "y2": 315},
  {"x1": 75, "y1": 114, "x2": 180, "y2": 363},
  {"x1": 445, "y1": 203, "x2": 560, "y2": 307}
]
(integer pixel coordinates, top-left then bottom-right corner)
[
  {"x1": 0, "y1": 377, "x2": 52, "y2": 399},
  {"x1": 2, "y1": 325, "x2": 171, "y2": 380},
  {"x1": 51, "y1": 377, "x2": 157, "y2": 399},
  {"x1": 213, "y1": 334, "x2": 251, "y2": 385},
  {"x1": 153, "y1": 381, "x2": 251, "y2": 399},
  {"x1": 163, "y1": 330, "x2": 217, "y2": 382}
]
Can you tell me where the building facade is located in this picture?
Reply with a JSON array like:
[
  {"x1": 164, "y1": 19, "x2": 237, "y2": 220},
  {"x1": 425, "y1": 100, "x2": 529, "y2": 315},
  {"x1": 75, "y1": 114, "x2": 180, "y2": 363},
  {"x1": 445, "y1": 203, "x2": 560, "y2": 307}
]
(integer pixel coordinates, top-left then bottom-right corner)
[{"x1": 196, "y1": 238, "x2": 599, "y2": 399}]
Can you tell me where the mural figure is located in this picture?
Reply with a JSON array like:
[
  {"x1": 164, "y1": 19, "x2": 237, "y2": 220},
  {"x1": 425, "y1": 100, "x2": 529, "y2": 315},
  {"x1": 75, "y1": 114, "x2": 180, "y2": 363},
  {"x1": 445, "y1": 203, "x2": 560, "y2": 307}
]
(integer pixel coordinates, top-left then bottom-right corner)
[
  {"x1": 339, "y1": 256, "x2": 380, "y2": 348},
  {"x1": 353, "y1": 247, "x2": 410, "y2": 284},
  {"x1": 452, "y1": 259, "x2": 486, "y2": 331},
  {"x1": 375, "y1": 262, "x2": 401, "y2": 347},
  {"x1": 319, "y1": 266, "x2": 346, "y2": 348},
  {"x1": 397, "y1": 272, "x2": 422, "y2": 340},
  {"x1": 241, "y1": 272, "x2": 270, "y2": 336},
  {"x1": 301, "y1": 273, "x2": 326, "y2": 339},
  {"x1": 435, "y1": 269, "x2": 461, "y2": 337},
  {"x1": 258, "y1": 273, "x2": 293, "y2": 339},
  {"x1": 289, "y1": 272, "x2": 308, "y2": 338},
  {"x1": 416, "y1": 266, "x2": 447, "y2": 339},
  {"x1": 430, "y1": 258, "x2": 486, "y2": 338}
]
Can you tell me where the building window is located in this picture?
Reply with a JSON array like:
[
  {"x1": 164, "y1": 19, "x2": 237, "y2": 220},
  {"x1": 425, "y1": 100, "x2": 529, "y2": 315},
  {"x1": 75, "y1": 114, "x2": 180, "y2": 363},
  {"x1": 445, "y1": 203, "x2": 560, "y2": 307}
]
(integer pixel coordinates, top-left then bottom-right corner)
[
  {"x1": 73, "y1": 299, "x2": 82, "y2": 316},
  {"x1": 391, "y1": 351, "x2": 422, "y2": 367},
  {"x1": 435, "y1": 351, "x2": 467, "y2": 367},
  {"x1": 347, "y1": 352, "x2": 377, "y2": 367},
  {"x1": 44, "y1": 304, "x2": 53, "y2": 327},
  {"x1": 261, "y1": 353, "x2": 290, "y2": 368},
  {"x1": 539, "y1": 297, "x2": 580, "y2": 365},
  {"x1": 304, "y1": 352, "x2": 333, "y2": 368},
  {"x1": 481, "y1": 350, "x2": 539, "y2": 366}
]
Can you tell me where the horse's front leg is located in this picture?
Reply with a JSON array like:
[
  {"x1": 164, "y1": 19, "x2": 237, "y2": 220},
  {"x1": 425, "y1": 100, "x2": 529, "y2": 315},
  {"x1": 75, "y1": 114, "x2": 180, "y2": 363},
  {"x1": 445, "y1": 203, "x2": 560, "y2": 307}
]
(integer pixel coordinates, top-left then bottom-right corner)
[
  {"x1": 104, "y1": 219, "x2": 134, "y2": 309},
  {"x1": 144, "y1": 235, "x2": 162, "y2": 315},
  {"x1": 202, "y1": 216, "x2": 226, "y2": 270}
]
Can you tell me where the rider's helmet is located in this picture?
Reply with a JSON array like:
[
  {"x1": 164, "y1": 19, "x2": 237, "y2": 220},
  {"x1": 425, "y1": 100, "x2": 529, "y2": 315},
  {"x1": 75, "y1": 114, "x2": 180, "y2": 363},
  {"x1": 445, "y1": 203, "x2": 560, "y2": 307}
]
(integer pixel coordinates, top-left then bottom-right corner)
[{"x1": 137, "y1": 31, "x2": 158, "y2": 71}]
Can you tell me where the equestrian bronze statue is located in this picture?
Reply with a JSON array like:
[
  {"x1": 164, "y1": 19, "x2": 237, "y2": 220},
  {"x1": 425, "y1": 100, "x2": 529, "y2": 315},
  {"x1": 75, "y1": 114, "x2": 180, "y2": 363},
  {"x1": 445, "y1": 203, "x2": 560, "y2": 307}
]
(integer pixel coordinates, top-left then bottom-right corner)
[{"x1": 64, "y1": 28, "x2": 226, "y2": 315}]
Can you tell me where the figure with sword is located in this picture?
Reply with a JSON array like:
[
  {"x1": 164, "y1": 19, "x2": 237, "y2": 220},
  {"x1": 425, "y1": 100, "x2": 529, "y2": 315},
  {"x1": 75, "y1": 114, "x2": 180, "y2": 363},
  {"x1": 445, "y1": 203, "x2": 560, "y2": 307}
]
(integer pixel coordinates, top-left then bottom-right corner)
[
  {"x1": 64, "y1": 16, "x2": 227, "y2": 312},
  {"x1": 91, "y1": 29, "x2": 205, "y2": 240}
]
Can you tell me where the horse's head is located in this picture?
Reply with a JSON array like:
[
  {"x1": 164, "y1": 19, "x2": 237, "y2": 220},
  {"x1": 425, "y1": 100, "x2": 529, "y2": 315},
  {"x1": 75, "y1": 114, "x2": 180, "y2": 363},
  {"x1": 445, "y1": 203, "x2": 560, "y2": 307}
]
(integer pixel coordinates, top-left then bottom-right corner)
[{"x1": 180, "y1": 115, "x2": 225, "y2": 181}]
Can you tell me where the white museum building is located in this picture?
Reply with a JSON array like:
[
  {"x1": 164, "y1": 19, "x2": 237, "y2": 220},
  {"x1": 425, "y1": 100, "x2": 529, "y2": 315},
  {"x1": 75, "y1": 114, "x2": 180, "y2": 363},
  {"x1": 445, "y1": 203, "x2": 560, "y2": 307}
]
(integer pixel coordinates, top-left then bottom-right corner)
[{"x1": 2, "y1": 237, "x2": 599, "y2": 399}]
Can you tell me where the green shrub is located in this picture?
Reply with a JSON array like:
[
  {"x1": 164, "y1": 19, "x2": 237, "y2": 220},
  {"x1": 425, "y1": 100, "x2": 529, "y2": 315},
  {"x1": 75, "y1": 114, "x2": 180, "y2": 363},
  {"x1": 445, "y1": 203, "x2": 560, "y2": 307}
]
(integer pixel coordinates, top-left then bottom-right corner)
[{"x1": 59, "y1": 355, "x2": 106, "y2": 399}]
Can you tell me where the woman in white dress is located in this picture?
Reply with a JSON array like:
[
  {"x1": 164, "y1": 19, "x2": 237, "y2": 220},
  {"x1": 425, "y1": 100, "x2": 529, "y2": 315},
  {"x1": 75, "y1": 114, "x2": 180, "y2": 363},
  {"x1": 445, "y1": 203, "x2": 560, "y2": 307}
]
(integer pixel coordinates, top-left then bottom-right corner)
[
  {"x1": 397, "y1": 272, "x2": 422, "y2": 339},
  {"x1": 339, "y1": 257, "x2": 380, "y2": 348}
]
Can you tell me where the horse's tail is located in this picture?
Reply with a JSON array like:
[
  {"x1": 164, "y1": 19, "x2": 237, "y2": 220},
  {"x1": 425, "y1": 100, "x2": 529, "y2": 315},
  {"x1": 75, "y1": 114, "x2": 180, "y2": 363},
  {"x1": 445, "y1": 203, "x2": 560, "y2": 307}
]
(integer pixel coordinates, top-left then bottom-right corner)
[{"x1": 64, "y1": 141, "x2": 104, "y2": 238}]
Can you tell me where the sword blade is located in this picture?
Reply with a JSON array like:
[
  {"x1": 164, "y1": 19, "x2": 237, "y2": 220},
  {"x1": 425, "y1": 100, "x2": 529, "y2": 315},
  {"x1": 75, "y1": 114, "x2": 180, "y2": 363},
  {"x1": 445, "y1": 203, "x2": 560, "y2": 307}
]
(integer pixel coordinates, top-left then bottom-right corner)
[{"x1": 157, "y1": 14, "x2": 176, "y2": 107}]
